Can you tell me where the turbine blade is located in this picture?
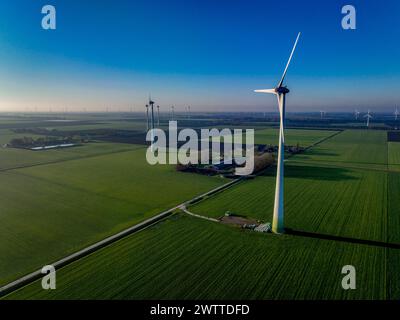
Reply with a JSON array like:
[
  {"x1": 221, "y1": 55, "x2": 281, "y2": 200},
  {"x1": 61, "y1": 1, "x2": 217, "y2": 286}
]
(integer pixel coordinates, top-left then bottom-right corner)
[
  {"x1": 254, "y1": 89, "x2": 276, "y2": 94},
  {"x1": 277, "y1": 32, "x2": 301, "y2": 88},
  {"x1": 276, "y1": 94, "x2": 285, "y2": 143}
]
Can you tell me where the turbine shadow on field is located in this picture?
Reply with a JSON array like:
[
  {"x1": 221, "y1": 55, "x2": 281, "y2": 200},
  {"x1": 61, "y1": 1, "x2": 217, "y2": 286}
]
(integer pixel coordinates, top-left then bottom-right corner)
[
  {"x1": 298, "y1": 149, "x2": 340, "y2": 158},
  {"x1": 260, "y1": 165, "x2": 357, "y2": 181},
  {"x1": 285, "y1": 229, "x2": 400, "y2": 249}
]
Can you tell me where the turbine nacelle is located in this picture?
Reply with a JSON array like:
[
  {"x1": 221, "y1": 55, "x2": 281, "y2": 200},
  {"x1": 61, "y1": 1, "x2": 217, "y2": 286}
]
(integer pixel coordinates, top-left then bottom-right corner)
[
  {"x1": 276, "y1": 86, "x2": 290, "y2": 94},
  {"x1": 254, "y1": 86, "x2": 289, "y2": 95}
]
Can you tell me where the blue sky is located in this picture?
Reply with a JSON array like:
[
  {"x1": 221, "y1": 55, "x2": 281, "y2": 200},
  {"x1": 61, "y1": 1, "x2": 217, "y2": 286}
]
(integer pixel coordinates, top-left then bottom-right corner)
[{"x1": 0, "y1": 0, "x2": 399, "y2": 112}]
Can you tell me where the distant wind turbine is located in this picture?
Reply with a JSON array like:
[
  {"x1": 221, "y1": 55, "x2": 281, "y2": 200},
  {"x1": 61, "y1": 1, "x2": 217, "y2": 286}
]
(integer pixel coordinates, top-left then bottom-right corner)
[
  {"x1": 157, "y1": 105, "x2": 160, "y2": 126},
  {"x1": 319, "y1": 110, "x2": 325, "y2": 119},
  {"x1": 254, "y1": 32, "x2": 301, "y2": 234},
  {"x1": 187, "y1": 106, "x2": 191, "y2": 119},
  {"x1": 354, "y1": 109, "x2": 360, "y2": 120},
  {"x1": 395, "y1": 107, "x2": 399, "y2": 121},
  {"x1": 364, "y1": 110, "x2": 373, "y2": 128},
  {"x1": 145, "y1": 104, "x2": 149, "y2": 131},
  {"x1": 149, "y1": 95, "x2": 155, "y2": 149}
]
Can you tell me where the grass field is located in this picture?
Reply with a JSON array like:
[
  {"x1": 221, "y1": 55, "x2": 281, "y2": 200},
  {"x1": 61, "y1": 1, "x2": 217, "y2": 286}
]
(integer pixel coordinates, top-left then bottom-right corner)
[
  {"x1": 209, "y1": 128, "x2": 338, "y2": 148},
  {"x1": 293, "y1": 130, "x2": 388, "y2": 170},
  {"x1": 2, "y1": 127, "x2": 398, "y2": 300},
  {"x1": 191, "y1": 163, "x2": 388, "y2": 242},
  {"x1": 0, "y1": 141, "x2": 138, "y2": 170},
  {"x1": 4, "y1": 214, "x2": 387, "y2": 300},
  {"x1": 46, "y1": 120, "x2": 147, "y2": 132},
  {"x1": 253, "y1": 128, "x2": 337, "y2": 146},
  {"x1": 0, "y1": 147, "x2": 226, "y2": 286},
  {"x1": 388, "y1": 142, "x2": 400, "y2": 172},
  {"x1": 0, "y1": 128, "x2": 144, "y2": 170}
]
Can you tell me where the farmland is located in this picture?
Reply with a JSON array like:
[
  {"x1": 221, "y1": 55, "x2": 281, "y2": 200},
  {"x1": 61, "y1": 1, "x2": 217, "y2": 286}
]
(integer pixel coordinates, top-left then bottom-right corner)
[
  {"x1": 253, "y1": 128, "x2": 337, "y2": 147},
  {"x1": 209, "y1": 128, "x2": 338, "y2": 148},
  {"x1": 0, "y1": 145, "x2": 226, "y2": 286},
  {"x1": 0, "y1": 139, "x2": 137, "y2": 170},
  {"x1": 4, "y1": 214, "x2": 388, "y2": 300},
  {"x1": 1, "y1": 124, "x2": 398, "y2": 300},
  {"x1": 292, "y1": 130, "x2": 388, "y2": 170},
  {"x1": 191, "y1": 163, "x2": 388, "y2": 242},
  {"x1": 388, "y1": 141, "x2": 400, "y2": 172}
]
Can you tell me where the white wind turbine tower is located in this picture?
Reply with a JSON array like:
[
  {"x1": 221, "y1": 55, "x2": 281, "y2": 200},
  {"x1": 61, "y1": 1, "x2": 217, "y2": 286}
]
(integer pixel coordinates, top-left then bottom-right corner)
[
  {"x1": 319, "y1": 110, "x2": 325, "y2": 119},
  {"x1": 254, "y1": 32, "x2": 301, "y2": 234},
  {"x1": 157, "y1": 105, "x2": 160, "y2": 126},
  {"x1": 394, "y1": 107, "x2": 399, "y2": 121},
  {"x1": 364, "y1": 110, "x2": 373, "y2": 127}
]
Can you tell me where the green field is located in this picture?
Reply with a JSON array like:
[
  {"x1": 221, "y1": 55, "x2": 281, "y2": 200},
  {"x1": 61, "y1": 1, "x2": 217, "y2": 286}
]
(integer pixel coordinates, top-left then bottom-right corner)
[
  {"x1": 191, "y1": 163, "x2": 388, "y2": 242},
  {"x1": 388, "y1": 142, "x2": 400, "y2": 172},
  {"x1": 0, "y1": 142, "x2": 140, "y2": 171},
  {"x1": 210, "y1": 128, "x2": 338, "y2": 148},
  {"x1": 45, "y1": 120, "x2": 147, "y2": 132},
  {"x1": 4, "y1": 214, "x2": 388, "y2": 300},
  {"x1": 253, "y1": 128, "x2": 337, "y2": 146},
  {"x1": 2, "y1": 127, "x2": 398, "y2": 300},
  {"x1": 0, "y1": 146, "x2": 226, "y2": 286},
  {"x1": 293, "y1": 130, "x2": 388, "y2": 170}
]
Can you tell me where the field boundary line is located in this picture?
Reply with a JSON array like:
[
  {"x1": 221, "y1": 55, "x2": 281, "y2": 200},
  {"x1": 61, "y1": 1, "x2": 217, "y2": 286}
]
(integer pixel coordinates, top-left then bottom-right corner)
[
  {"x1": 287, "y1": 159, "x2": 390, "y2": 173},
  {"x1": 0, "y1": 176, "x2": 243, "y2": 297}
]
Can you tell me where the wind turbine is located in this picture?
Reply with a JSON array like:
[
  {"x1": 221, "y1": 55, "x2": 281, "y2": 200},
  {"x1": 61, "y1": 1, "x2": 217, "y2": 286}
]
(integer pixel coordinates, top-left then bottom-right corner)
[
  {"x1": 354, "y1": 109, "x2": 360, "y2": 120},
  {"x1": 395, "y1": 107, "x2": 399, "y2": 121},
  {"x1": 157, "y1": 105, "x2": 160, "y2": 126},
  {"x1": 145, "y1": 104, "x2": 149, "y2": 131},
  {"x1": 254, "y1": 32, "x2": 301, "y2": 234},
  {"x1": 149, "y1": 95, "x2": 155, "y2": 148},
  {"x1": 364, "y1": 110, "x2": 373, "y2": 128},
  {"x1": 187, "y1": 106, "x2": 191, "y2": 119},
  {"x1": 319, "y1": 110, "x2": 325, "y2": 119}
]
